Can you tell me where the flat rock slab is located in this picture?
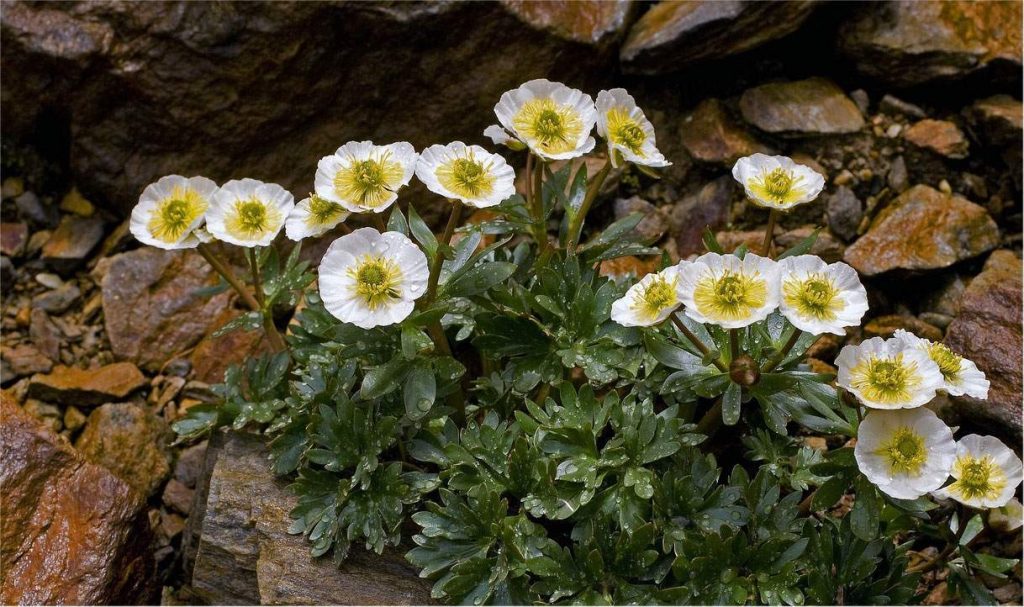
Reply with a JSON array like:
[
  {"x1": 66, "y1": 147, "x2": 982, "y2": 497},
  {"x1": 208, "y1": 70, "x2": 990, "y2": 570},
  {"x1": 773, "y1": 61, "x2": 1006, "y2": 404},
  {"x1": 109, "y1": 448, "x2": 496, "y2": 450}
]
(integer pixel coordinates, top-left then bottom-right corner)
[
  {"x1": 964, "y1": 94, "x2": 1023, "y2": 147},
  {"x1": 27, "y1": 361, "x2": 147, "y2": 406},
  {"x1": 740, "y1": 77, "x2": 865, "y2": 135},
  {"x1": 501, "y1": 0, "x2": 633, "y2": 46},
  {"x1": 101, "y1": 247, "x2": 234, "y2": 372},
  {"x1": 903, "y1": 119, "x2": 969, "y2": 158},
  {"x1": 0, "y1": 394, "x2": 155, "y2": 604},
  {"x1": 187, "y1": 431, "x2": 432, "y2": 605},
  {"x1": 41, "y1": 215, "x2": 105, "y2": 273},
  {"x1": 844, "y1": 185, "x2": 1000, "y2": 276}
]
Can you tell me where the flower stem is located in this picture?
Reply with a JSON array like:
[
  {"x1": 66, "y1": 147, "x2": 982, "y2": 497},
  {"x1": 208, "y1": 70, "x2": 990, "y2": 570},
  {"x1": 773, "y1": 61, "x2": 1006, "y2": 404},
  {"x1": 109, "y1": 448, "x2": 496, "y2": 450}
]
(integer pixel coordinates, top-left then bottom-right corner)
[
  {"x1": 529, "y1": 154, "x2": 550, "y2": 258},
  {"x1": 196, "y1": 243, "x2": 260, "y2": 312},
  {"x1": 760, "y1": 327, "x2": 803, "y2": 373},
  {"x1": 669, "y1": 313, "x2": 728, "y2": 373},
  {"x1": 762, "y1": 209, "x2": 778, "y2": 258},
  {"x1": 371, "y1": 213, "x2": 387, "y2": 232},
  {"x1": 246, "y1": 247, "x2": 288, "y2": 353},
  {"x1": 907, "y1": 508, "x2": 970, "y2": 574},
  {"x1": 696, "y1": 397, "x2": 723, "y2": 437},
  {"x1": 424, "y1": 200, "x2": 463, "y2": 304},
  {"x1": 566, "y1": 158, "x2": 612, "y2": 251},
  {"x1": 729, "y1": 328, "x2": 740, "y2": 361}
]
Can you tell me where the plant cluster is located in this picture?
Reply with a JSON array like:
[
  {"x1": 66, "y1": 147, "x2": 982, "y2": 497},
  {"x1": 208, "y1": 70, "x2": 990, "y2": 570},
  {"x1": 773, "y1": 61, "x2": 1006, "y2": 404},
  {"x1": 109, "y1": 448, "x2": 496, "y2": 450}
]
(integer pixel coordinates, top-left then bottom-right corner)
[{"x1": 130, "y1": 79, "x2": 1023, "y2": 605}]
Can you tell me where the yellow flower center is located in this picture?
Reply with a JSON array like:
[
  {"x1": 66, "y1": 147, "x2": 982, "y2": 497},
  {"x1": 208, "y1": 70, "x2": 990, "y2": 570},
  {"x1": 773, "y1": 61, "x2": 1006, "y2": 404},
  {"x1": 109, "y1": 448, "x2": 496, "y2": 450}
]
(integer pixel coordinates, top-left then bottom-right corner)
[
  {"x1": 307, "y1": 193, "x2": 346, "y2": 226},
  {"x1": 748, "y1": 168, "x2": 806, "y2": 206},
  {"x1": 147, "y1": 186, "x2": 207, "y2": 243},
  {"x1": 693, "y1": 269, "x2": 768, "y2": 322},
  {"x1": 632, "y1": 275, "x2": 678, "y2": 321},
  {"x1": 349, "y1": 256, "x2": 402, "y2": 310},
  {"x1": 607, "y1": 107, "x2": 646, "y2": 156},
  {"x1": 512, "y1": 98, "x2": 584, "y2": 155},
  {"x1": 851, "y1": 355, "x2": 921, "y2": 404},
  {"x1": 334, "y1": 153, "x2": 404, "y2": 208},
  {"x1": 876, "y1": 426, "x2": 927, "y2": 475},
  {"x1": 948, "y1": 454, "x2": 1006, "y2": 502},
  {"x1": 783, "y1": 274, "x2": 841, "y2": 320},
  {"x1": 928, "y1": 343, "x2": 962, "y2": 381},
  {"x1": 226, "y1": 198, "x2": 281, "y2": 240},
  {"x1": 437, "y1": 155, "x2": 495, "y2": 199}
]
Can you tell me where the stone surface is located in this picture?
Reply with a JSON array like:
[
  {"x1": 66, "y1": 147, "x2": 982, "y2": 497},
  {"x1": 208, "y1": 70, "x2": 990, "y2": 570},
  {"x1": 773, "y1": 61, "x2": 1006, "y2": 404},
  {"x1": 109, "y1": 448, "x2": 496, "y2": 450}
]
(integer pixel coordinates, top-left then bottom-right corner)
[
  {"x1": 597, "y1": 255, "x2": 659, "y2": 280},
  {"x1": 190, "y1": 311, "x2": 270, "y2": 384},
  {"x1": 613, "y1": 196, "x2": 668, "y2": 242},
  {"x1": 864, "y1": 314, "x2": 944, "y2": 342},
  {"x1": 844, "y1": 185, "x2": 1000, "y2": 276},
  {"x1": 31, "y1": 282, "x2": 81, "y2": 314},
  {"x1": 670, "y1": 176, "x2": 735, "y2": 258},
  {"x1": 825, "y1": 186, "x2": 863, "y2": 242},
  {"x1": 187, "y1": 431, "x2": 432, "y2": 605},
  {"x1": 840, "y1": 0, "x2": 1023, "y2": 87},
  {"x1": 0, "y1": 393, "x2": 155, "y2": 605},
  {"x1": 41, "y1": 215, "x2": 105, "y2": 273},
  {"x1": 739, "y1": 78, "x2": 865, "y2": 135},
  {"x1": 27, "y1": 362, "x2": 148, "y2": 406},
  {"x1": 101, "y1": 247, "x2": 234, "y2": 372},
  {"x1": 620, "y1": 0, "x2": 817, "y2": 74},
  {"x1": 162, "y1": 478, "x2": 195, "y2": 515},
  {"x1": 902, "y1": 119, "x2": 969, "y2": 158},
  {"x1": 775, "y1": 227, "x2": 845, "y2": 264},
  {"x1": 1, "y1": 222, "x2": 27, "y2": 256},
  {"x1": 28, "y1": 308, "x2": 61, "y2": 360},
  {"x1": 501, "y1": 0, "x2": 633, "y2": 45},
  {"x1": 964, "y1": 94, "x2": 1023, "y2": 147},
  {"x1": 1, "y1": 1, "x2": 617, "y2": 214},
  {"x1": 1, "y1": 344, "x2": 53, "y2": 379},
  {"x1": 945, "y1": 250, "x2": 1022, "y2": 440},
  {"x1": 680, "y1": 98, "x2": 771, "y2": 164},
  {"x1": 13, "y1": 191, "x2": 56, "y2": 226},
  {"x1": 75, "y1": 402, "x2": 173, "y2": 497}
]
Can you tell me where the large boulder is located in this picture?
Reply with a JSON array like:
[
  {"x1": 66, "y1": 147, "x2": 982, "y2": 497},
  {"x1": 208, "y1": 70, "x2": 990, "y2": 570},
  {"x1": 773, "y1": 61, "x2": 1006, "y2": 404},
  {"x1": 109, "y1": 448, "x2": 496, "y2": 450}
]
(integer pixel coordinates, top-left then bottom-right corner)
[
  {"x1": 0, "y1": 394, "x2": 155, "y2": 604},
  {"x1": 1, "y1": 1, "x2": 621, "y2": 214},
  {"x1": 186, "y1": 431, "x2": 433, "y2": 605},
  {"x1": 840, "y1": 0, "x2": 1022, "y2": 87}
]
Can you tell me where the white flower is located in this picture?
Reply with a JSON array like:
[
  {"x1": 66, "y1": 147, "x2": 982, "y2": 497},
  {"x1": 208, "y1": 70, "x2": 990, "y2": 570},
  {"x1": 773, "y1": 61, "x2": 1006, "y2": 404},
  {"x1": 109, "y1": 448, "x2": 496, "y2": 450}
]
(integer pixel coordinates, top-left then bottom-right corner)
[
  {"x1": 206, "y1": 178, "x2": 294, "y2": 247},
  {"x1": 893, "y1": 330, "x2": 989, "y2": 399},
  {"x1": 315, "y1": 141, "x2": 418, "y2": 214},
  {"x1": 731, "y1": 154, "x2": 826, "y2": 210},
  {"x1": 483, "y1": 125, "x2": 525, "y2": 151},
  {"x1": 676, "y1": 252, "x2": 780, "y2": 329},
  {"x1": 836, "y1": 337, "x2": 944, "y2": 409},
  {"x1": 778, "y1": 255, "x2": 868, "y2": 335},
  {"x1": 285, "y1": 193, "x2": 351, "y2": 241},
  {"x1": 415, "y1": 142, "x2": 516, "y2": 208},
  {"x1": 610, "y1": 266, "x2": 681, "y2": 327},
  {"x1": 855, "y1": 407, "x2": 956, "y2": 499},
  {"x1": 130, "y1": 175, "x2": 218, "y2": 249},
  {"x1": 595, "y1": 88, "x2": 670, "y2": 169},
  {"x1": 989, "y1": 498, "x2": 1024, "y2": 533},
  {"x1": 318, "y1": 228, "x2": 428, "y2": 329},
  {"x1": 934, "y1": 435, "x2": 1023, "y2": 509},
  {"x1": 489, "y1": 79, "x2": 596, "y2": 160}
]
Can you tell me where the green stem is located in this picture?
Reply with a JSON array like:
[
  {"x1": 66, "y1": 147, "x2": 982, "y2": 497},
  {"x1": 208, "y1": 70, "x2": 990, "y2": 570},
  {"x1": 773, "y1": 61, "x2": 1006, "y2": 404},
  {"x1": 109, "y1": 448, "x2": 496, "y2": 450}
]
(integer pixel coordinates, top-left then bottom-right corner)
[
  {"x1": 197, "y1": 243, "x2": 260, "y2": 312},
  {"x1": 669, "y1": 314, "x2": 728, "y2": 373},
  {"x1": 729, "y1": 328, "x2": 740, "y2": 361},
  {"x1": 247, "y1": 247, "x2": 288, "y2": 353},
  {"x1": 424, "y1": 200, "x2": 463, "y2": 304},
  {"x1": 529, "y1": 154, "x2": 550, "y2": 258},
  {"x1": 760, "y1": 328, "x2": 803, "y2": 373},
  {"x1": 907, "y1": 508, "x2": 970, "y2": 574},
  {"x1": 695, "y1": 397, "x2": 723, "y2": 437},
  {"x1": 566, "y1": 158, "x2": 612, "y2": 251},
  {"x1": 762, "y1": 209, "x2": 778, "y2": 258}
]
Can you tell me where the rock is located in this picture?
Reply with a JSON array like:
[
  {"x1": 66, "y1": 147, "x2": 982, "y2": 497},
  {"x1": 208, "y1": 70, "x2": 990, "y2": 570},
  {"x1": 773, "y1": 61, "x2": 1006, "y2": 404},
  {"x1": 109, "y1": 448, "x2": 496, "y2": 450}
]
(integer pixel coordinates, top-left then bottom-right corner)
[
  {"x1": 844, "y1": 185, "x2": 1000, "y2": 276},
  {"x1": 41, "y1": 215, "x2": 105, "y2": 273},
  {"x1": 174, "y1": 440, "x2": 208, "y2": 489},
  {"x1": 31, "y1": 282, "x2": 81, "y2": 314},
  {"x1": 186, "y1": 431, "x2": 432, "y2": 605},
  {"x1": 2, "y1": 176, "x2": 24, "y2": 199},
  {"x1": 670, "y1": 176, "x2": 735, "y2": 258},
  {"x1": 2, "y1": 2, "x2": 619, "y2": 214},
  {"x1": 1, "y1": 222, "x2": 27, "y2": 256},
  {"x1": 1, "y1": 344, "x2": 53, "y2": 379},
  {"x1": 63, "y1": 406, "x2": 87, "y2": 433},
  {"x1": 825, "y1": 186, "x2": 863, "y2": 242},
  {"x1": 0, "y1": 256, "x2": 14, "y2": 293},
  {"x1": 190, "y1": 311, "x2": 270, "y2": 384},
  {"x1": 776, "y1": 227, "x2": 845, "y2": 263},
  {"x1": 840, "y1": 1, "x2": 1022, "y2": 87},
  {"x1": 878, "y1": 94, "x2": 927, "y2": 119},
  {"x1": 680, "y1": 98, "x2": 771, "y2": 164},
  {"x1": 887, "y1": 155, "x2": 909, "y2": 193},
  {"x1": 945, "y1": 250, "x2": 1022, "y2": 440},
  {"x1": 160, "y1": 512, "x2": 187, "y2": 542},
  {"x1": 27, "y1": 362, "x2": 147, "y2": 406},
  {"x1": 988, "y1": 498, "x2": 1023, "y2": 534},
  {"x1": 101, "y1": 247, "x2": 235, "y2": 372},
  {"x1": 619, "y1": 0, "x2": 817, "y2": 74},
  {"x1": 0, "y1": 393, "x2": 155, "y2": 605},
  {"x1": 13, "y1": 191, "x2": 56, "y2": 226},
  {"x1": 34, "y1": 271, "x2": 63, "y2": 289},
  {"x1": 597, "y1": 256, "x2": 659, "y2": 281},
  {"x1": 162, "y1": 478, "x2": 195, "y2": 515},
  {"x1": 964, "y1": 94, "x2": 1023, "y2": 147},
  {"x1": 59, "y1": 187, "x2": 96, "y2": 217},
  {"x1": 28, "y1": 308, "x2": 61, "y2": 360},
  {"x1": 22, "y1": 399, "x2": 63, "y2": 433},
  {"x1": 849, "y1": 89, "x2": 870, "y2": 116},
  {"x1": 500, "y1": 0, "x2": 633, "y2": 45},
  {"x1": 739, "y1": 78, "x2": 865, "y2": 135},
  {"x1": 864, "y1": 314, "x2": 944, "y2": 342},
  {"x1": 902, "y1": 119, "x2": 969, "y2": 158},
  {"x1": 75, "y1": 402, "x2": 172, "y2": 497},
  {"x1": 922, "y1": 582, "x2": 948, "y2": 606},
  {"x1": 613, "y1": 196, "x2": 668, "y2": 242}
]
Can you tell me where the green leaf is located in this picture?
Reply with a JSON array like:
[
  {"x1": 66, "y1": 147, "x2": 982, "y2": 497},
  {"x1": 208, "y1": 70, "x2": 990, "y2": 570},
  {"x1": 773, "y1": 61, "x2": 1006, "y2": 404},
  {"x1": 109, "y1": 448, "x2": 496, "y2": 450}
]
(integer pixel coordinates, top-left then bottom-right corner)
[
  {"x1": 387, "y1": 206, "x2": 409, "y2": 235},
  {"x1": 777, "y1": 228, "x2": 820, "y2": 260},
  {"x1": 360, "y1": 357, "x2": 413, "y2": 400},
  {"x1": 407, "y1": 204, "x2": 438, "y2": 258},
  {"x1": 850, "y1": 476, "x2": 881, "y2": 541},
  {"x1": 811, "y1": 474, "x2": 851, "y2": 511},
  {"x1": 722, "y1": 383, "x2": 742, "y2": 426},
  {"x1": 444, "y1": 262, "x2": 517, "y2": 298},
  {"x1": 702, "y1": 227, "x2": 724, "y2": 254},
  {"x1": 403, "y1": 364, "x2": 436, "y2": 421},
  {"x1": 401, "y1": 324, "x2": 433, "y2": 359}
]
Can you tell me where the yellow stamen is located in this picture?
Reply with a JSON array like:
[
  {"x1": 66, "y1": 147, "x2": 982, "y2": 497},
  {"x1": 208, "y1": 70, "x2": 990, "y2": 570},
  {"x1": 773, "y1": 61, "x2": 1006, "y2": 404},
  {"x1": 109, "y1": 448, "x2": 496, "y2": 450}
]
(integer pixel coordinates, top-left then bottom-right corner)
[
  {"x1": 348, "y1": 255, "x2": 402, "y2": 309},
  {"x1": 693, "y1": 269, "x2": 767, "y2": 322},
  {"x1": 850, "y1": 355, "x2": 920, "y2": 404},
  {"x1": 947, "y1": 454, "x2": 1006, "y2": 502},
  {"x1": 876, "y1": 426, "x2": 927, "y2": 475},
  {"x1": 748, "y1": 168, "x2": 805, "y2": 206},
  {"x1": 334, "y1": 152, "x2": 404, "y2": 208},
  {"x1": 631, "y1": 275, "x2": 677, "y2": 321},
  {"x1": 606, "y1": 107, "x2": 646, "y2": 156},
  {"x1": 306, "y1": 193, "x2": 346, "y2": 227},
  {"x1": 147, "y1": 186, "x2": 207, "y2": 243},
  {"x1": 928, "y1": 343, "x2": 962, "y2": 381},
  {"x1": 226, "y1": 198, "x2": 281, "y2": 240},
  {"x1": 783, "y1": 273, "x2": 841, "y2": 320},
  {"x1": 512, "y1": 98, "x2": 584, "y2": 155},
  {"x1": 436, "y1": 154, "x2": 495, "y2": 199}
]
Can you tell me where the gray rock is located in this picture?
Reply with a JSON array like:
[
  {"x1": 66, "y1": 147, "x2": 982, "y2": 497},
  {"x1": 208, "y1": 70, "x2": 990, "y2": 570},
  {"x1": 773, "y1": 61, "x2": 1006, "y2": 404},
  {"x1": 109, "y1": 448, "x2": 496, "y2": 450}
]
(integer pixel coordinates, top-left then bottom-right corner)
[
  {"x1": 13, "y1": 191, "x2": 57, "y2": 226},
  {"x1": 825, "y1": 186, "x2": 863, "y2": 242},
  {"x1": 31, "y1": 283, "x2": 81, "y2": 314},
  {"x1": 849, "y1": 89, "x2": 870, "y2": 116},
  {"x1": 887, "y1": 155, "x2": 909, "y2": 193},
  {"x1": 670, "y1": 176, "x2": 735, "y2": 258},
  {"x1": 739, "y1": 78, "x2": 865, "y2": 135},
  {"x1": 613, "y1": 196, "x2": 668, "y2": 242},
  {"x1": 879, "y1": 94, "x2": 927, "y2": 119}
]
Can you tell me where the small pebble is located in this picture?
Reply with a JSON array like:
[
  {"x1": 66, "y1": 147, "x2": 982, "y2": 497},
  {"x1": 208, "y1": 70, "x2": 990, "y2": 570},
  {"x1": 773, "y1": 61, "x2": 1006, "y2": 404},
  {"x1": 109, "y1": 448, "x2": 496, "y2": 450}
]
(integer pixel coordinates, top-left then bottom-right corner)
[
  {"x1": 938, "y1": 179, "x2": 952, "y2": 194},
  {"x1": 35, "y1": 273, "x2": 63, "y2": 289},
  {"x1": 885, "y1": 124, "x2": 902, "y2": 138}
]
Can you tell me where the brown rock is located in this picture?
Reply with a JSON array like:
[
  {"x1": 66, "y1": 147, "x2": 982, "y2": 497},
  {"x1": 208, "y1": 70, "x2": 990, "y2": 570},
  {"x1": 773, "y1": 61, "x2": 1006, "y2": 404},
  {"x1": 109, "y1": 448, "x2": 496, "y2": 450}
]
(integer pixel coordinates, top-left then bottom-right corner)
[
  {"x1": 0, "y1": 394, "x2": 155, "y2": 605},
  {"x1": 680, "y1": 98, "x2": 771, "y2": 164},
  {"x1": 31, "y1": 282, "x2": 81, "y2": 314},
  {"x1": 59, "y1": 187, "x2": 96, "y2": 217},
  {"x1": 903, "y1": 119, "x2": 969, "y2": 158},
  {"x1": 776, "y1": 227, "x2": 845, "y2": 263},
  {"x1": 945, "y1": 250, "x2": 1022, "y2": 440},
  {"x1": 174, "y1": 440, "x2": 208, "y2": 488},
  {"x1": 620, "y1": 0, "x2": 817, "y2": 74},
  {"x1": 844, "y1": 185, "x2": 1000, "y2": 276},
  {"x1": 501, "y1": 0, "x2": 633, "y2": 45},
  {"x1": 41, "y1": 215, "x2": 105, "y2": 273},
  {"x1": 964, "y1": 94, "x2": 1023, "y2": 147},
  {"x1": 840, "y1": 1, "x2": 1022, "y2": 87},
  {"x1": 28, "y1": 308, "x2": 61, "y2": 360},
  {"x1": 162, "y1": 478, "x2": 195, "y2": 515},
  {"x1": 190, "y1": 311, "x2": 269, "y2": 384},
  {"x1": 75, "y1": 402, "x2": 173, "y2": 497},
  {"x1": 864, "y1": 314, "x2": 944, "y2": 342},
  {"x1": 0, "y1": 222, "x2": 27, "y2": 256},
  {"x1": 739, "y1": 78, "x2": 865, "y2": 135},
  {"x1": 63, "y1": 406, "x2": 87, "y2": 433},
  {"x1": 101, "y1": 247, "x2": 235, "y2": 372},
  {"x1": 715, "y1": 229, "x2": 764, "y2": 254},
  {"x1": 27, "y1": 362, "x2": 147, "y2": 406},
  {"x1": 613, "y1": 196, "x2": 668, "y2": 242},
  {"x1": 187, "y1": 432, "x2": 432, "y2": 605},
  {"x1": 671, "y1": 176, "x2": 735, "y2": 258},
  {"x1": 825, "y1": 186, "x2": 863, "y2": 242},
  {"x1": 1, "y1": 344, "x2": 53, "y2": 379},
  {"x1": 597, "y1": 256, "x2": 659, "y2": 280}
]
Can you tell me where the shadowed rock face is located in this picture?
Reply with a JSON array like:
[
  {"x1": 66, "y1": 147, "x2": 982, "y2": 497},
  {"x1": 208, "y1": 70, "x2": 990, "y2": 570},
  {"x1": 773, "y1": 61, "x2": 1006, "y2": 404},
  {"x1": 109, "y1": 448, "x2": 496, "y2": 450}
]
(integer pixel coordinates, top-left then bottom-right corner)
[{"x1": 0, "y1": 394, "x2": 156, "y2": 605}]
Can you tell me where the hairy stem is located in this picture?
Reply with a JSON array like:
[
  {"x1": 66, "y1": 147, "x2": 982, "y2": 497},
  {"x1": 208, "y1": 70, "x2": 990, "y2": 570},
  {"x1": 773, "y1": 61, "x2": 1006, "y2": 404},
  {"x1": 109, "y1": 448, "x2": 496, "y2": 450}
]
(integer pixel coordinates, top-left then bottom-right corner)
[
  {"x1": 907, "y1": 510, "x2": 970, "y2": 574},
  {"x1": 197, "y1": 243, "x2": 260, "y2": 312},
  {"x1": 669, "y1": 314, "x2": 728, "y2": 372},
  {"x1": 695, "y1": 397, "x2": 723, "y2": 437}
]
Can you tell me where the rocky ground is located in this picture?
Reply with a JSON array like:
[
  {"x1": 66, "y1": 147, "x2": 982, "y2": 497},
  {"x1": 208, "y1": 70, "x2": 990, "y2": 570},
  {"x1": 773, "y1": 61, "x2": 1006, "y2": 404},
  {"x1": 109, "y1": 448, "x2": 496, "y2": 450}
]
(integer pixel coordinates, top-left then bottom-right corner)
[{"x1": 1, "y1": 1, "x2": 1022, "y2": 605}]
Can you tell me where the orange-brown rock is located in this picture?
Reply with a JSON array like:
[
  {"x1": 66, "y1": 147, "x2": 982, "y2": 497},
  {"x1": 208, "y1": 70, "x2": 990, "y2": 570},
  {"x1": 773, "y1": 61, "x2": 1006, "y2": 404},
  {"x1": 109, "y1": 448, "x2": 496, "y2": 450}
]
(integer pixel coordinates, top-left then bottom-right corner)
[
  {"x1": 844, "y1": 185, "x2": 999, "y2": 276},
  {"x1": 598, "y1": 255, "x2": 659, "y2": 280},
  {"x1": 681, "y1": 98, "x2": 772, "y2": 164},
  {"x1": 75, "y1": 402, "x2": 173, "y2": 497},
  {"x1": 902, "y1": 119, "x2": 969, "y2": 158},
  {"x1": 501, "y1": 0, "x2": 633, "y2": 46},
  {"x1": 190, "y1": 310, "x2": 269, "y2": 384},
  {"x1": 964, "y1": 94, "x2": 1023, "y2": 147},
  {"x1": 0, "y1": 394, "x2": 155, "y2": 604},
  {"x1": 26, "y1": 361, "x2": 147, "y2": 406},
  {"x1": 945, "y1": 250, "x2": 1022, "y2": 440},
  {"x1": 739, "y1": 78, "x2": 865, "y2": 135},
  {"x1": 863, "y1": 315, "x2": 944, "y2": 342},
  {"x1": 40, "y1": 215, "x2": 105, "y2": 273}
]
